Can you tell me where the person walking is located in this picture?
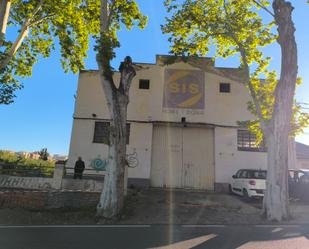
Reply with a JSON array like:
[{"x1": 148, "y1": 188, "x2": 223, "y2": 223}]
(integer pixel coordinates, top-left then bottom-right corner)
[{"x1": 74, "y1": 157, "x2": 85, "y2": 179}]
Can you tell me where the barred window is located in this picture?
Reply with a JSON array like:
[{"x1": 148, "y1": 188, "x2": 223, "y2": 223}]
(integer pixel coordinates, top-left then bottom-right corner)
[
  {"x1": 93, "y1": 122, "x2": 130, "y2": 145},
  {"x1": 237, "y1": 130, "x2": 266, "y2": 152},
  {"x1": 93, "y1": 122, "x2": 110, "y2": 144}
]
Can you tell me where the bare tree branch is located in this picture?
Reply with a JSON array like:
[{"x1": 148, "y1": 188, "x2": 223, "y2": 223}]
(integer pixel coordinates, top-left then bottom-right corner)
[
  {"x1": 222, "y1": 0, "x2": 267, "y2": 130},
  {"x1": 29, "y1": 13, "x2": 55, "y2": 27},
  {"x1": 237, "y1": 44, "x2": 265, "y2": 123},
  {"x1": 252, "y1": 0, "x2": 275, "y2": 17},
  {"x1": 97, "y1": 0, "x2": 117, "y2": 97}
]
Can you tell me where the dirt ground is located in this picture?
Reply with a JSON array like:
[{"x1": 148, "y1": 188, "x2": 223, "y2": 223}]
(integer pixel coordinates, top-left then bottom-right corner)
[{"x1": 0, "y1": 188, "x2": 308, "y2": 225}]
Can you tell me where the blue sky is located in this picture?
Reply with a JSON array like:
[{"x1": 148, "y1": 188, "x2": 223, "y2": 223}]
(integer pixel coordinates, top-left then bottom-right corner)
[{"x1": 0, "y1": 0, "x2": 308, "y2": 155}]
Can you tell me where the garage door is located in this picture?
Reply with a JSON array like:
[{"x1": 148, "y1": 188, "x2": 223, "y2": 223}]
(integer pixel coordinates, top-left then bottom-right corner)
[{"x1": 150, "y1": 125, "x2": 214, "y2": 190}]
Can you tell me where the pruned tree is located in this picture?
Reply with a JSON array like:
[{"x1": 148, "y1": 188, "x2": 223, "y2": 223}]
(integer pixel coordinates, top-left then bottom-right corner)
[
  {"x1": 0, "y1": 0, "x2": 97, "y2": 104},
  {"x1": 95, "y1": 0, "x2": 147, "y2": 218},
  {"x1": 163, "y1": 0, "x2": 306, "y2": 221}
]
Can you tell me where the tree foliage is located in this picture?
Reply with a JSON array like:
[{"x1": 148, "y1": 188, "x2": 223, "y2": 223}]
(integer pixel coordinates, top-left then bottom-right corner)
[
  {"x1": 163, "y1": 0, "x2": 308, "y2": 141},
  {"x1": 95, "y1": 0, "x2": 147, "y2": 80},
  {"x1": 0, "y1": 0, "x2": 99, "y2": 104},
  {"x1": 163, "y1": 0, "x2": 307, "y2": 221},
  {"x1": 0, "y1": 150, "x2": 55, "y2": 177}
]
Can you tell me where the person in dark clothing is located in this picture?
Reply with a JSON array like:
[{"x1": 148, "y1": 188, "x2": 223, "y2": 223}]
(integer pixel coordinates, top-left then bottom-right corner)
[{"x1": 74, "y1": 157, "x2": 85, "y2": 179}]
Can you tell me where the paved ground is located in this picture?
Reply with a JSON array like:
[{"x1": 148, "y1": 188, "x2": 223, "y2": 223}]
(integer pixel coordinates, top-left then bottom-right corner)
[
  {"x1": 117, "y1": 189, "x2": 309, "y2": 225},
  {"x1": 0, "y1": 188, "x2": 308, "y2": 225},
  {"x1": 117, "y1": 189, "x2": 265, "y2": 225},
  {"x1": 0, "y1": 224, "x2": 308, "y2": 249}
]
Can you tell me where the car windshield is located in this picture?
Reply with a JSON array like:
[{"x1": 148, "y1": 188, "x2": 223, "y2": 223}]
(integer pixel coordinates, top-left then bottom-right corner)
[
  {"x1": 248, "y1": 170, "x2": 267, "y2": 179},
  {"x1": 302, "y1": 170, "x2": 309, "y2": 176}
]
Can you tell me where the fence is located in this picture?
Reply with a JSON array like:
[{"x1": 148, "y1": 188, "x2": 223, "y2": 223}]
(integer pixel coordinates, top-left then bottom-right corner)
[
  {"x1": 0, "y1": 164, "x2": 104, "y2": 192},
  {"x1": 0, "y1": 163, "x2": 55, "y2": 178},
  {"x1": 64, "y1": 167, "x2": 105, "y2": 180}
]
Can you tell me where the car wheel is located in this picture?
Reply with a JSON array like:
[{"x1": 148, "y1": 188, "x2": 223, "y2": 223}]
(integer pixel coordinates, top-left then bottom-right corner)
[{"x1": 243, "y1": 189, "x2": 251, "y2": 202}]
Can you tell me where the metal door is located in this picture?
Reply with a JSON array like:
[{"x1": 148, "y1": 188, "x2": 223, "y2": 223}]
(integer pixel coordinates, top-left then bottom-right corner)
[
  {"x1": 151, "y1": 125, "x2": 214, "y2": 190},
  {"x1": 182, "y1": 127, "x2": 214, "y2": 190},
  {"x1": 150, "y1": 125, "x2": 183, "y2": 188}
]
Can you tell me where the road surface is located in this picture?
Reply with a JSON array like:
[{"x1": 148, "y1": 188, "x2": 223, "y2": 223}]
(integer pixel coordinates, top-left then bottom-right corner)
[{"x1": 0, "y1": 224, "x2": 308, "y2": 249}]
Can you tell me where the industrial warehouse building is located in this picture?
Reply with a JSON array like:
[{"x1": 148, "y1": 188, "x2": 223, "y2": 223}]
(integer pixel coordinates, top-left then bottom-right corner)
[{"x1": 67, "y1": 55, "x2": 307, "y2": 191}]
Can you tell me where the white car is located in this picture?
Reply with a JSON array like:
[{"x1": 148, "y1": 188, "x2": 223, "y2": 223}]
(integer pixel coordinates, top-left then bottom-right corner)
[{"x1": 229, "y1": 169, "x2": 266, "y2": 199}]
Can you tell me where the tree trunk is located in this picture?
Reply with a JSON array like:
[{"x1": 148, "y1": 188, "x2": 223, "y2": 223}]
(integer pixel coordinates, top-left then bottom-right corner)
[
  {"x1": 97, "y1": 91, "x2": 128, "y2": 218},
  {"x1": 0, "y1": 0, "x2": 11, "y2": 46},
  {"x1": 96, "y1": 56, "x2": 136, "y2": 218},
  {"x1": 288, "y1": 136, "x2": 297, "y2": 169},
  {"x1": 263, "y1": 125, "x2": 290, "y2": 221},
  {"x1": 263, "y1": 0, "x2": 298, "y2": 221}
]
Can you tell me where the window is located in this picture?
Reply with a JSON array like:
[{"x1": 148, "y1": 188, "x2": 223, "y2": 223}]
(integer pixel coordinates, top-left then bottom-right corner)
[
  {"x1": 240, "y1": 170, "x2": 248, "y2": 178},
  {"x1": 93, "y1": 122, "x2": 130, "y2": 145},
  {"x1": 219, "y1": 83, "x2": 231, "y2": 93},
  {"x1": 93, "y1": 122, "x2": 110, "y2": 144},
  {"x1": 237, "y1": 130, "x2": 266, "y2": 152},
  {"x1": 236, "y1": 170, "x2": 242, "y2": 178},
  {"x1": 139, "y1": 79, "x2": 150, "y2": 89},
  {"x1": 250, "y1": 170, "x2": 267, "y2": 179}
]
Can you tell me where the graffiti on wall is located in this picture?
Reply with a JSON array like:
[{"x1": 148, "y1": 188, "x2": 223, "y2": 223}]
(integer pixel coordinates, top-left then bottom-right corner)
[
  {"x1": 126, "y1": 151, "x2": 139, "y2": 168},
  {"x1": 90, "y1": 158, "x2": 108, "y2": 171},
  {"x1": 0, "y1": 175, "x2": 53, "y2": 190},
  {"x1": 90, "y1": 150, "x2": 139, "y2": 170}
]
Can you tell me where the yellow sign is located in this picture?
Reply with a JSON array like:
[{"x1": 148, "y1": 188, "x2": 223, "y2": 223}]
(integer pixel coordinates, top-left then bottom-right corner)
[{"x1": 163, "y1": 69, "x2": 205, "y2": 109}]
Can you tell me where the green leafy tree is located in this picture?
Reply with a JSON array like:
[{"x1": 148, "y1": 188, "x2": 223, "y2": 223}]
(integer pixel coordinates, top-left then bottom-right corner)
[
  {"x1": 0, "y1": 0, "x2": 98, "y2": 104},
  {"x1": 95, "y1": 0, "x2": 147, "y2": 218},
  {"x1": 0, "y1": 0, "x2": 147, "y2": 218},
  {"x1": 0, "y1": 150, "x2": 55, "y2": 177},
  {"x1": 163, "y1": 0, "x2": 306, "y2": 221}
]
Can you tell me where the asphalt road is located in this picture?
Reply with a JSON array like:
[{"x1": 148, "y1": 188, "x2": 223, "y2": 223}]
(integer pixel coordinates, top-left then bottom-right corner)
[{"x1": 0, "y1": 224, "x2": 308, "y2": 249}]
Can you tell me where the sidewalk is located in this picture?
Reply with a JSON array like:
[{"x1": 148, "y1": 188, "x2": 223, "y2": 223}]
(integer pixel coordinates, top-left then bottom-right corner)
[
  {"x1": 118, "y1": 189, "x2": 309, "y2": 225},
  {"x1": 118, "y1": 189, "x2": 265, "y2": 225},
  {"x1": 0, "y1": 188, "x2": 308, "y2": 225}
]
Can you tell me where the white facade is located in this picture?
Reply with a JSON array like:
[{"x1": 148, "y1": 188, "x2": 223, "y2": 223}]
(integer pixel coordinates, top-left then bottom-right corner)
[{"x1": 68, "y1": 55, "x2": 269, "y2": 191}]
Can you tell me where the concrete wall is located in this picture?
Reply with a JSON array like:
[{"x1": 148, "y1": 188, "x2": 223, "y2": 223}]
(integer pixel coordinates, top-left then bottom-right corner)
[
  {"x1": 214, "y1": 127, "x2": 267, "y2": 185},
  {"x1": 0, "y1": 190, "x2": 100, "y2": 210},
  {"x1": 68, "y1": 56, "x2": 256, "y2": 182},
  {"x1": 0, "y1": 175, "x2": 57, "y2": 190},
  {"x1": 67, "y1": 118, "x2": 109, "y2": 173},
  {"x1": 61, "y1": 178, "x2": 103, "y2": 192},
  {"x1": 67, "y1": 122, "x2": 153, "y2": 181},
  {"x1": 0, "y1": 165, "x2": 63, "y2": 190},
  {"x1": 73, "y1": 60, "x2": 254, "y2": 126},
  {"x1": 0, "y1": 165, "x2": 104, "y2": 192}
]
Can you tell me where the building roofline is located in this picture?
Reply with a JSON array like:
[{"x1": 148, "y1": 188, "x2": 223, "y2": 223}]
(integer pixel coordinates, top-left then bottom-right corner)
[{"x1": 79, "y1": 55, "x2": 244, "y2": 73}]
